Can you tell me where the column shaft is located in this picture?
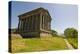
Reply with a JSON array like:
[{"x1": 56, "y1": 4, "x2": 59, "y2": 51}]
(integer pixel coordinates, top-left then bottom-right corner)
[
  {"x1": 31, "y1": 16, "x2": 32, "y2": 32},
  {"x1": 33, "y1": 15, "x2": 35, "y2": 31},
  {"x1": 30, "y1": 16, "x2": 32, "y2": 32},
  {"x1": 24, "y1": 19, "x2": 26, "y2": 31},
  {"x1": 42, "y1": 15, "x2": 44, "y2": 29},
  {"x1": 45, "y1": 15, "x2": 46, "y2": 30},
  {"x1": 23, "y1": 20, "x2": 25, "y2": 31},
  {"x1": 28, "y1": 17, "x2": 30, "y2": 31},
  {"x1": 25, "y1": 18, "x2": 27, "y2": 31},
  {"x1": 29, "y1": 16, "x2": 31, "y2": 32},
  {"x1": 32, "y1": 16, "x2": 33, "y2": 31},
  {"x1": 35, "y1": 15, "x2": 37, "y2": 31},
  {"x1": 27, "y1": 17, "x2": 29, "y2": 31},
  {"x1": 26, "y1": 18, "x2": 28, "y2": 31},
  {"x1": 34, "y1": 15, "x2": 36, "y2": 31},
  {"x1": 40, "y1": 13, "x2": 42, "y2": 29},
  {"x1": 21, "y1": 20, "x2": 22, "y2": 31},
  {"x1": 18, "y1": 19, "x2": 20, "y2": 31},
  {"x1": 22, "y1": 20, "x2": 24, "y2": 31},
  {"x1": 43, "y1": 15, "x2": 45, "y2": 30}
]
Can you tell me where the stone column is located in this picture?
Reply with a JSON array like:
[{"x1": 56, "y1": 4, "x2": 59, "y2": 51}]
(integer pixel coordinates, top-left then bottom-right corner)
[
  {"x1": 24, "y1": 19, "x2": 26, "y2": 31},
  {"x1": 37, "y1": 14, "x2": 39, "y2": 31},
  {"x1": 31, "y1": 16, "x2": 32, "y2": 32},
  {"x1": 48, "y1": 17, "x2": 51, "y2": 30},
  {"x1": 47, "y1": 15, "x2": 48, "y2": 30},
  {"x1": 47, "y1": 16, "x2": 49, "y2": 30},
  {"x1": 27, "y1": 17, "x2": 29, "y2": 31},
  {"x1": 22, "y1": 20, "x2": 24, "y2": 31},
  {"x1": 28, "y1": 17, "x2": 30, "y2": 31},
  {"x1": 42, "y1": 15, "x2": 44, "y2": 29},
  {"x1": 37, "y1": 14, "x2": 40, "y2": 30},
  {"x1": 43, "y1": 15, "x2": 45, "y2": 30},
  {"x1": 44, "y1": 15, "x2": 46, "y2": 30},
  {"x1": 30, "y1": 16, "x2": 32, "y2": 32},
  {"x1": 45, "y1": 15, "x2": 47, "y2": 30},
  {"x1": 18, "y1": 19, "x2": 20, "y2": 31},
  {"x1": 40, "y1": 13, "x2": 42, "y2": 29},
  {"x1": 19, "y1": 20, "x2": 22, "y2": 31},
  {"x1": 29, "y1": 16, "x2": 31, "y2": 32},
  {"x1": 32, "y1": 15, "x2": 35, "y2": 31},
  {"x1": 26, "y1": 17, "x2": 28, "y2": 32},
  {"x1": 23, "y1": 20, "x2": 25, "y2": 31},
  {"x1": 20, "y1": 20, "x2": 22, "y2": 31},
  {"x1": 31, "y1": 16, "x2": 33, "y2": 31},
  {"x1": 49, "y1": 21, "x2": 51, "y2": 30},
  {"x1": 35, "y1": 14, "x2": 39, "y2": 31},
  {"x1": 25, "y1": 18, "x2": 27, "y2": 31},
  {"x1": 34, "y1": 15, "x2": 36, "y2": 31}
]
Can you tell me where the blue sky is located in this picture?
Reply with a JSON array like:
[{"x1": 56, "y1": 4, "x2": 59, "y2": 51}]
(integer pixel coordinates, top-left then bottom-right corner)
[{"x1": 10, "y1": 1, "x2": 78, "y2": 34}]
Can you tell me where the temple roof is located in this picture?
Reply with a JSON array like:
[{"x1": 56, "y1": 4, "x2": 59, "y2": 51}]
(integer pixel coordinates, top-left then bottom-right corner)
[{"x1": 18, "y1": 7, "x2": 50, "y2": 18}]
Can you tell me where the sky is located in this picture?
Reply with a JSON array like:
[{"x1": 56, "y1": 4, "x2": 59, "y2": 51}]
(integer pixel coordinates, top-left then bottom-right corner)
[{"x1": 10, "y1": 1, "x2": 78, "y2": 34}]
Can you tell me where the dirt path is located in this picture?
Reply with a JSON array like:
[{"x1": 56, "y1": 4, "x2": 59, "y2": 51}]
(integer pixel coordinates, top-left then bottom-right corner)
[{"x1": 64, "y1": 39, "x2": 74, "y2": 49}]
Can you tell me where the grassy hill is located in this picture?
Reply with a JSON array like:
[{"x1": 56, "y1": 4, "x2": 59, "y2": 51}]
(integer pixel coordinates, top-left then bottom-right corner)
[{"x1": 10, "y1": 34, "x2": 68, "y2": 53}]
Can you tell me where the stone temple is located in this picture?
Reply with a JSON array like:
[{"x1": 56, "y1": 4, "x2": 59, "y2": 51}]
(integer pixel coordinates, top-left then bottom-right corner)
[{"x1": 17, "y1": 7, "x2": 52, "y2": 38}]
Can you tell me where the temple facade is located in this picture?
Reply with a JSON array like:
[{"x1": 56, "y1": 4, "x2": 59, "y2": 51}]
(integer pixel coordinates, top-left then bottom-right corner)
[{"x1": 18, "y1": 7, "x2": 52, "y2": 38}]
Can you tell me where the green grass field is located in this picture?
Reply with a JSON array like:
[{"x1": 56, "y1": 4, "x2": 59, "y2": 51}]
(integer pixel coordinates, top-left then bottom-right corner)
[{"x1": 10, "y1": 34, "x2": 68, "y2": 53}]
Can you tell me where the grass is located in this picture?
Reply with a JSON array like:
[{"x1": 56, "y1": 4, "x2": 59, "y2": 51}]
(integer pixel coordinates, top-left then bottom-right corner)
[
  {"x1": 10, "y1": 34, "x2": 68, "y2": 53},
  {"x1": 67, "y1": 38, "x2": 78, "y2": 49}
]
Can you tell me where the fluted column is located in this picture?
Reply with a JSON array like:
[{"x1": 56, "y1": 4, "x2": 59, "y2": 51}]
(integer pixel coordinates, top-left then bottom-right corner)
[
  {"x1": 22, "y1": 20, "x2": 24, "y2": 31},
  {"x1": 25, "y1": 18, "x2": 27, "y2": 31},
  {"x1": 44, "y1": 15, "x2": 46, "y2": 30},
  {"x1": 23, "y1": 20, "x2": 25, "y2": 31},
  {"x1": 47, "y1": 15, "x2": 48, "y2": 30},
  {"x1": 27, "y1": 17, "x2": 29, "y2": 31},
  {"x1": 48, "y1": 17, "x2": 50, "y2": 30},
  {"x1": 45, "y1": 15, "x2": 47, "y2": 30},
  {"x1": 29, "y1": 16, "x2": 31, "y2": 32},
  {"x1": 24, "y1": 19, "x2": 26, "y2": 31},
  {"x1": 18, "y1": 19, "x2": 20, "y2": 31},
  {"x1": 47, "y1": 15, "x2": 49, "y2": 30},
  {"x1": 47, "y1": 16, "x2": 49, "y2": 30},
  {"x1": 30, "y1": 16, "x2": 33, "y2": 32},
  {"x1": 42, "y1": 15, "x2": 44, "y2": 29},
  {"x1": 31, "y1": 16, "x2": 33, "y2": 31},
  {"x1": 33, "y1": 15, "x2": 35, "y2": 31},
  {"x1": 43, "y1": 15, "x2": 45, "y2": 30},
  {"x1": 20, "y1": 20, "x2": 22, "y2": 31},
  {"x1": 35, "y1": 15, "x2": 37, "y2": 31},
  {"x1": 28, "y1": 17, "x2": 30, "y2": 31},
  {"x1": 24, "y1": 19, "x2": 27, "y2": 31},
  {"x1": 21, "y1": 20, "x2": 23, "y2": 31},
  {"x1": 31, "y1": 16, "x2": 32, "y2": 32},
  {"x1": 49, "y1": 20, "x2": 50, "y2": 30},
  {"x1": 40, "y1": 13, "x2": 42, "y2": 29},
  {"x1": 43, "y1": 16, "x2": 44, "y2": 29},
  {"x1": 36, "y1": 14, "x2": 39, "y2": 31},
  {"x1": 19, "y1": 20, "x2": 21, "y2": 31}
]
